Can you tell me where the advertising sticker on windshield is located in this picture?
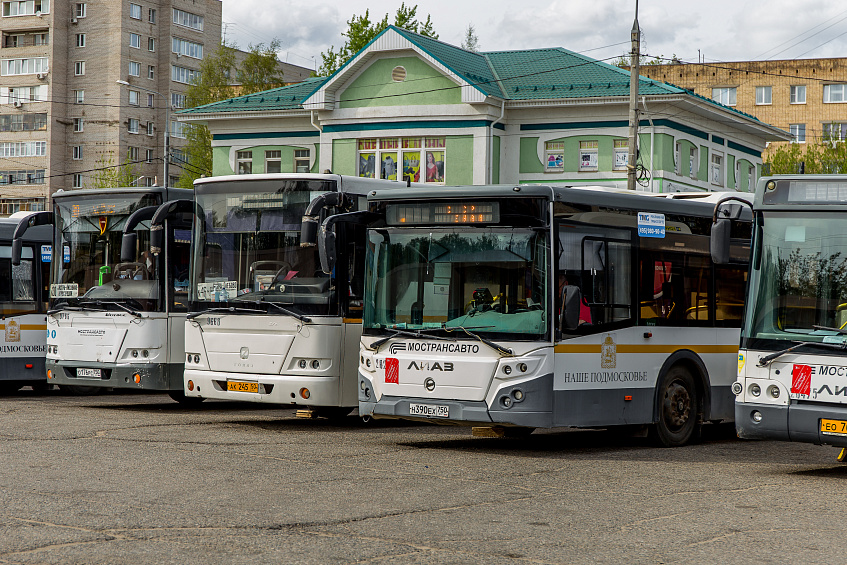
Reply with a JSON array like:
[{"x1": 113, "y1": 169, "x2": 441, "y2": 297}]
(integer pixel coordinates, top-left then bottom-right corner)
[
  {"x1": 637, "y1": 212, "x2": 665, "y2": 238},
  {"x1": 50, "y1": 283, "x2": 79, "y2": 298}
]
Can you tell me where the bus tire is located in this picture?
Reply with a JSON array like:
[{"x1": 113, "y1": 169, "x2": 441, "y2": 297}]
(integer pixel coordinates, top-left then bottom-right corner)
[
  {"x1": 58, "y1": 385, "x2": 104, "y2": 396},
  {"x1": 651, "y1": 365, "x2": 700, "y2": 447},
  {"x1": 168, "y1": 390, "x2": 205, "y2": 405},
  {"x1": 31, "y1": 382, "x2": 53, "y2": 393}
]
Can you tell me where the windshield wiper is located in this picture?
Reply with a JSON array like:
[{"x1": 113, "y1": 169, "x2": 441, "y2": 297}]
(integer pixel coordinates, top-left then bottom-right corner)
[
  {"x1": 445, "y1": 325, "x2": 513, "y2": 357},
  {"x1": 368, "y1": 327, "x2": 456, "y2": 352},
  {"x1": 237, "y1": 299, "x2": 311, "y2": 323},
  {"x1": 81, "y1": 300, "x2": 143, "y2": 319},
  {"x1": 186, "y1": 306, "x2": 266, "y2": 320},
  {"x1": 757, "y1": 340, "x2": 847, "y2": 367},
  {"x1": 813, "y1": 325, "x2": 847, "y2": 335},
  {"x1": 47, "y1": 304, "x2": 94, "y2": 316}
]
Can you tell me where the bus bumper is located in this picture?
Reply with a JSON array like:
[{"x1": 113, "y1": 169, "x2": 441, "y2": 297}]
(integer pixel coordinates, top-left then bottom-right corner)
[
  {"x1": 0, "y1": 356, "x2": 46, "y2": 383},
  {"x1": 358, "y1": 372, "x2": 553, "y2": 428},
  {"x1": 47, "y1": 359, "x2": 181, "y2": 391},
  {"x1": 183, "y1": 368, "x2": 346, "y2": 406},
  {"x1": 736, "y1": 401, "x2": 847, "y2": 447}
]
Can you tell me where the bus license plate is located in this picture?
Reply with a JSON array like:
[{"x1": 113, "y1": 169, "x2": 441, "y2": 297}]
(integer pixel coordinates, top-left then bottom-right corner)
[
  {"x1": 227, "y1": 381, "x2": 258, "y2": 393},
  {"x1": 821, "y1": 419, "x2": 847, "y2": 436},
  {"x1": 409, "y1": 403, "x2": 449, "y2": 418},
  {"x1": 76, "y1": 368, "x2": 101, "y2": 378}
]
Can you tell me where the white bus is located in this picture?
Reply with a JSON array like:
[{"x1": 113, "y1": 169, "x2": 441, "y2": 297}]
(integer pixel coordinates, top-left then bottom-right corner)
[
  {"x1": 1, "y1": 217, "x2": 50, "y2": 392},
  {"x1": 159, "y1": 174, "x2": 411, "y2": 416},
  {"x1": 13, "y1": 187, "x2": 195, "y2": 400},
  {"x1": 712, "y1": 175, "x2": 847, "y2": 449},
  {"x1": 346, "y1": 184, "x2": 751, "y2": 445}
]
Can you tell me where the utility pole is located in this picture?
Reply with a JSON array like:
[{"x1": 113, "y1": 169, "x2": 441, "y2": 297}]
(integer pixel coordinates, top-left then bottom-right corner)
[{"x1": 627, "y1": 0, "x2": 640, "y2": 191}]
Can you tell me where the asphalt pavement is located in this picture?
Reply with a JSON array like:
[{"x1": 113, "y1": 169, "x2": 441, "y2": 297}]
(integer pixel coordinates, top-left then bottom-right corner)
[{"x1": 0, "y1": 387, "x2": 844, "y2": 564}]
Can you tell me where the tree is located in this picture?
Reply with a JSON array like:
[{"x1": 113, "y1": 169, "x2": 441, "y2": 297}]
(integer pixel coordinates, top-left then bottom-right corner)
[
  {"x1": 766, "y1": 136, "x2": 847, "y2": 175},
  {"x1": 316, "y1": 3, "x2": 438, "y2": 77},
  {"x1": 90, "y1": 154, "x2": 139, "y2": 189},
  {"x1": 461, "y1": 24, "x2": 479, "y2": 52},
  {"x1": 238, "y1": 40, "x2": 286, "y2": 94}
]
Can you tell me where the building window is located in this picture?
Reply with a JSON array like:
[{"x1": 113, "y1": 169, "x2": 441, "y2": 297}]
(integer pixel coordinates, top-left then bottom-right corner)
[
  {"x1": 128, "y1": 146, "x2": 139, "y2": 161},
  {"x1": 75, "y1": 33, "x2": 85, "y2": 48},
  {"x1": 148, "y1": 37, "x2": 155, "y2": 52},
  {"x1": 613, "y1": 139, "x2": 628, "y2": 171},
  {"x1": 823, "y1": 123, "x2": 847, "y2": 142},
  {"x1": 75, "y1": 3, "x2": 85, "y2": 18},
  {"x1": 74, "y1": 61, "x2": 84, "y2": 76},
  {"x1": 711, "y1": 152, "x2": 723, "y2": 186},
  {"x1": 711, "y1": 87, "x2": 737, "y2": 106},
  {"x1": 129, "y1": 3, "x2": 140, "y2": 19},
  {"x1": 5, "y1": 86, "x2": 45, "y2": 104},
  {"x1": 146, "y1": 121, "x2": 153, "y2": 135},
  {"x1": 265, "y1": 150, "x2": 281, "y2": 173},
  {"x1": 0, "y1": 113, "x2": 47, "y2": 131},
  {"x1": 236, "y1": 151, "x2": 252, "y2": 174},
  {"x1": 33, "y1": 32, "x2": 47, "y2": 45},
  {"x1": 2, "y1": 57, "x2": 48, "y2": 76},
  {"x1": 128, "y1": 118, "x2": 139, "y2": 133},
  {"x1": 294, "y1": 149, "x2": 310, "y2": 173},
  {"x1": 73, "y1": 90, "x2": 84, "y2": 103},
  {"x1": 142, "y1": 176, "x2": 154, "y2": 187},
  {"x1": 145, "y1": 148, "x2": 153, "y2": 163},
  {"x1": 824, "y1": 84, "x2": 847, "y2": 103},
  {"x1": 72, "y1": 146, "x2": 82, "y2": 160},
  {"x1": 172, "y1": 37, "x2": 203, "y2": 59},
  {"x1": 689, "y1": 147, "x2": 697, "y2": 179},
  {"x1": 148, "y1": 8, "x2": 155, "y2": 23},
  {"x1": 2, "y1": 0, "x2": 50, "y2": 16},
  {"x1": 73, "y1": 117, "x2": 83, "y2": 132},
  {"x1": 173, "y1": 8, "x2": 203, "y2": 31},
  {"x1": 170, "y1": 120, "x2": 186, "y2": 139},
  {"x1": 147, "y1": 65, "x2": 154, "y2": 79},
  {"x1": 171, "y1": 64, "x2": 198, "y2": 84},
  {"x1": 128, "y1": 90, "x2": 139, "y2": 106},
  {"x1": 755, "y1": 86, "x2": 772, "y2": 105},
  {"x1": 171, "y1": 93, "x2": 185, "y2": 108},
  {"x1": 147, "y1": 93, "x2": 154, "y2": 107},
  {"x1": 0, "y1": 141, "x2": 46, "y2": 156},
  {"x1": 790, "y1": 85, "x2": 806, "y2": 104},
  {"x1": 789, "y1": 124, "x2": 806, "y2": 143},
  {"x1": 545, "y1": 141, "x2": 564, "y2": 172},
  {"x1": 72, "y1": 173, "x2": 82, "y2": 188},
  {"x1": 128, "y1": 61, "x2": 140, "y2": 76},
  {"x1": 578, "y1": 140, "x2": 598, "y2": 171},
  {"x1": 357, "y1": 137, "x2": 445, "y2": 183},
  {"x1": 129, "y1": 32, "x2": 140, "y2": 49}
]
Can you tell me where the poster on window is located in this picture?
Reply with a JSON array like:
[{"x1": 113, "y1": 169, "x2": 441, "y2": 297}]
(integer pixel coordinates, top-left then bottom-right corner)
[
  {"x1": 546, "y1": 152, "x2": 564, "y2": 172},
  {"x1": 425, "y1": 151, "x2": 444, "y2": 183},
  {"x1": 381, "y1": 152, "x2": 398, "y2": 180},
  {"x1": 614, "y1": 150, "x2": 628, "y2": 169},
  {"x1": 402, "y1": 151, "x2": 420, "y2": 182},
  {"x1": 359, "y1": 153, "x2": 376, "y2": 178},
  {"x1": 580, "y1": 152, "x2": 597, "y2": 169}
]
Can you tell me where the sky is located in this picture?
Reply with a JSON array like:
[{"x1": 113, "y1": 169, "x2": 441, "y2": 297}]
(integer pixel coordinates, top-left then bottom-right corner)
[{"x1": 220, "y1": 0, "x2": 847, "y2": 72}]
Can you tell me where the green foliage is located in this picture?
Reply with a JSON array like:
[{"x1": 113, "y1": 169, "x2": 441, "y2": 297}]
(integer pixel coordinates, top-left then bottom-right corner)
[
  {"x1": 238, "y1": 40, "x2": 286, "y2": 94},
  {"x1": 90, "y1": 154, "x2": 139, "y2": 189},
  {"x1": 766, "y1": 139, "x2": 847, "y2": 175},
  {"x1": 316, "y1": 3, "x2": 439, "y2": 77},
  {"x1": 461, "y1": 24, "x2": 479, "y2": 52},
  {"x1": 185, "y1": 41, "x2": 237, "y2": 108}
]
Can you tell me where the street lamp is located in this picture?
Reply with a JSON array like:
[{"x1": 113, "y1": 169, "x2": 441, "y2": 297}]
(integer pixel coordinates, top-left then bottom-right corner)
[{"x1": 116, "y1": 80, "x2": 170, "y2": 188}]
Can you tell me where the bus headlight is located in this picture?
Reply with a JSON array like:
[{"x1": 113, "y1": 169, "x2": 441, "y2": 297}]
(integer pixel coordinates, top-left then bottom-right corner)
[
  {"x1": 731, "y1": 382, "x2": 743, "y2": 395},
  {"x1": 768, "y1": 385, "x2": 780, "y2": 399},
  {"x1": 750, "y1": 383, "x2": 761, "y2": 397}
]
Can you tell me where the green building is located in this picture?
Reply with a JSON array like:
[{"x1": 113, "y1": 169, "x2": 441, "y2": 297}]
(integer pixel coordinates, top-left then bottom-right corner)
[{"x1": 178, "y1": 26, "x2": 790, "y2": 192}]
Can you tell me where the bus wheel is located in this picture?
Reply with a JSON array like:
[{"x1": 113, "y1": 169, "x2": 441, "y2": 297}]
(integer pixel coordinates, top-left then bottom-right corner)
[
  {"x1": 31, "y1": 382, "x2": 53, "y2": 393},
  {"x1": 652, "y1": 366, "x2": 700, "y2": 447},
  {"x1": 168, "y1": 390, "x2": 205, "y2": 405},
  {"x1": 58, "y1": 385, "x2": 104, "y2": 396}
]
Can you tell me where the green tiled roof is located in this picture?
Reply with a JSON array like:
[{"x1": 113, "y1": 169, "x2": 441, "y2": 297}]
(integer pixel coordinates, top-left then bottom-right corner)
[
  {"x1": 177, "y1": 77, "x2": 328, "y2": 115},
  {"x1": 177, "y1": 26, "x2": 762, "y2": 126}
]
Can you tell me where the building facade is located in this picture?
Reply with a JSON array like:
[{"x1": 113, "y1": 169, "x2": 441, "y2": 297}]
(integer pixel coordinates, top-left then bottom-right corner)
[
  {"x1": 639, "y1": 58, "x2": 847, "y2": 152},
  {"x1": 0, "y1": 0, "x2": 222, "y2": 215},
  {"x1": 180, "y1": 26, "x2": 790, "y2": 193}
]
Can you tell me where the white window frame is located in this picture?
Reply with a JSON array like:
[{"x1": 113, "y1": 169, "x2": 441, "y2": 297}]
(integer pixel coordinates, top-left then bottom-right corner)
[
  {"x1": 236, "y1": 150, "x2": 252, "y2": 174},
  {"x1": 75, "y1": 3, "x2": 85, "y2": 18},
  {"x1": 294, "y1": 149, "x2": 310, "y2": 173},
  {"x1": 146, "y1": 121, "x2": 154, "y2": 135},
  {"x1": 128, "y1": 61, "x2": 140, "y2": 77},
  {"x1": 711, "y1": 87, "x2": 737, "y2": 106},
  {"x1": 145, "y1": 148, "x2": 153, "y2": 163},
  {"x1": 171, "y1": 93, "x2": 185, "y2": 109},
  {"x1": 755, "y1": 86, "x2": 772, "y2": 105},
  {"x1": 128, "y1": 90, "x2": 139, "y2": 106},
  {"x1": 578, "y1": 140, "x2": 598, "y2": 172},
  {"x1": 265, "y1": 150, "x2": 282, "y2": 174},
  {"x1": 613, "y1": 139, "x2": 628, "y2": 171},
  {"x1": 789, "y1": 124, "x2": 806, "y2": 144},
  {"x1": 689, "y1": 146, "x2": 698, "y2": 179},
  {"x1": 73, "y1": 90, "x2": 84, "y2": 104},
  {"x1": 824, "y1": 84, "x2": 847, "y2": 103},
  {"x1": 147, "y1": 65, "x2": 154, "y2": 80},
  {"x1": 674, "y1": 142, "x2": 681, "y2": 175},
  {"x1": 74, "y1": 61, "x2": 85, "y2": 76},
  {"x1": 357, "y1": 137, "x2": 445, "y2": 183},
  {"x1": 73, "y1": 117, "x2": 83, "y2": 132},
  {"x1": 148, "y1": 37, "x2": 155, "y2": 52},
  {"x1": 790, "y1": 85, "x2": 806, "y2": 104},
  {"x1": 544, "y1": 141, "x2": 564, "y2": 173},
  {"x1": 72, "y1": 173, "x2": 82, "y2": 188},
  {"x1": 171, "y1": 65, "x2": 198, "y2": 84},
  {"x1": 172, "y1": 8, "x2": 203, "y2": 31},
  {"x1": 72, "y1": 145, "x2": 82, "y2": 160},
  {"x1": 128, "y1": 118, "x2": 139, "y2": 134},
  {"x1": 127, "y1": 146, "x2": 139, "y2": 162},
  {"x1": 147, "y1": 93, "x2": 154, "y2": 107},
  {"x1": 129, "y1": 32, "x2": 140, "y2": 49},
  {"x1": 711, "y1": 151, "x2": 723, "y2": 187},
  {"x1": 148, "y1": 8, "x2": 155, "y2": 23},
  {"x1": 129, "y1": 3, "x2": 141, "y2": 20},
  {"x1": 3, "y1": 0, "x2": 50, "y2": 17},
  {"x1": 823, "y1": 123, "x2": 847, "y2": 142},
  {"x1": 172, "y1": 37, "x2": 203, "y2": 59},
  {"x1": 2, "y1": 57, "x2": 49, "y2": 76},
  {"x1": 75, "y1": 33, "x2": 85, "y2": 48}
]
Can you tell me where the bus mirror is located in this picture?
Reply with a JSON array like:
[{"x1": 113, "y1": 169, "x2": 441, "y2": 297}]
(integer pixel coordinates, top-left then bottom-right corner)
[
  {"x1": 710, "y1": 218, "x2": 732, "y2": 265},
  {"x1": 318, "y1": 227, "x2": 336, "y2": 275},
  {"x1": 561, "y1": 285, "x2": 581, "y2": 330},
  {"x1": 300, "y1": 216, "x2": 318, "y2": 248},
  {"x1": 150, "y1": 225, "x2": 164, "y2": 255},
  {"x1": 10, "y1": 238, "x2": 22, "y2": 266},
  {"x1": 121, "y1": 233, "x2": 137, "y2": 262}
]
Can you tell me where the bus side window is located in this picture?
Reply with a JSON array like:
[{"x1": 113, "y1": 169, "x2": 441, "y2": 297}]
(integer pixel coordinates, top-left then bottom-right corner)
[
  {"x1": 715, "y1": 265, "x2": 747, "y2": 326},
  {"x1": 170, "y1": 228, "x2": 191, "y2": 312}
]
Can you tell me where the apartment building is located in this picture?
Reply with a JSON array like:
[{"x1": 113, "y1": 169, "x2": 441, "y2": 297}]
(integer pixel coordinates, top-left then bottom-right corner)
[
  {"x1": 639, "y1": 58, "x2": 847, "y2": 155},
  {"x1": 0, "y1": 0, "x2": 222, "y2": 215}
]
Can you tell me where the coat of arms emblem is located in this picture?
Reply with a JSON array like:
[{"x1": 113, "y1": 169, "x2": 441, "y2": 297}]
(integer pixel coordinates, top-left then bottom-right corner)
[
  {"x1": 601, "y1": 334, "x2": 616, "y2": 368},
  {"x1": 5, "y1": 319, "x2": 20, "y2": 343}
]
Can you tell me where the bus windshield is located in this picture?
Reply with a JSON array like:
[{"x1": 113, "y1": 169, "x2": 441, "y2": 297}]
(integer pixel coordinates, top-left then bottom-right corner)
[
  {"x1": 190, "y1": 180, "x2": 338, "y2": 316},
  {"x1": 53, "y1": 193, "x2": 161, "y2": 310},
  {"x1": 744, "y1": 211, "x2": 847, "y2": 346},
  {"x1": 364, "y1": 228, "x2": 549, "y2": 339}
]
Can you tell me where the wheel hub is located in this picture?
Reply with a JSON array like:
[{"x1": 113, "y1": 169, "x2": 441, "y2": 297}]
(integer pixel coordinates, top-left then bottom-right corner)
[{"x1": 663, "y1": 382, "x2": 691, "y2": 430}]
